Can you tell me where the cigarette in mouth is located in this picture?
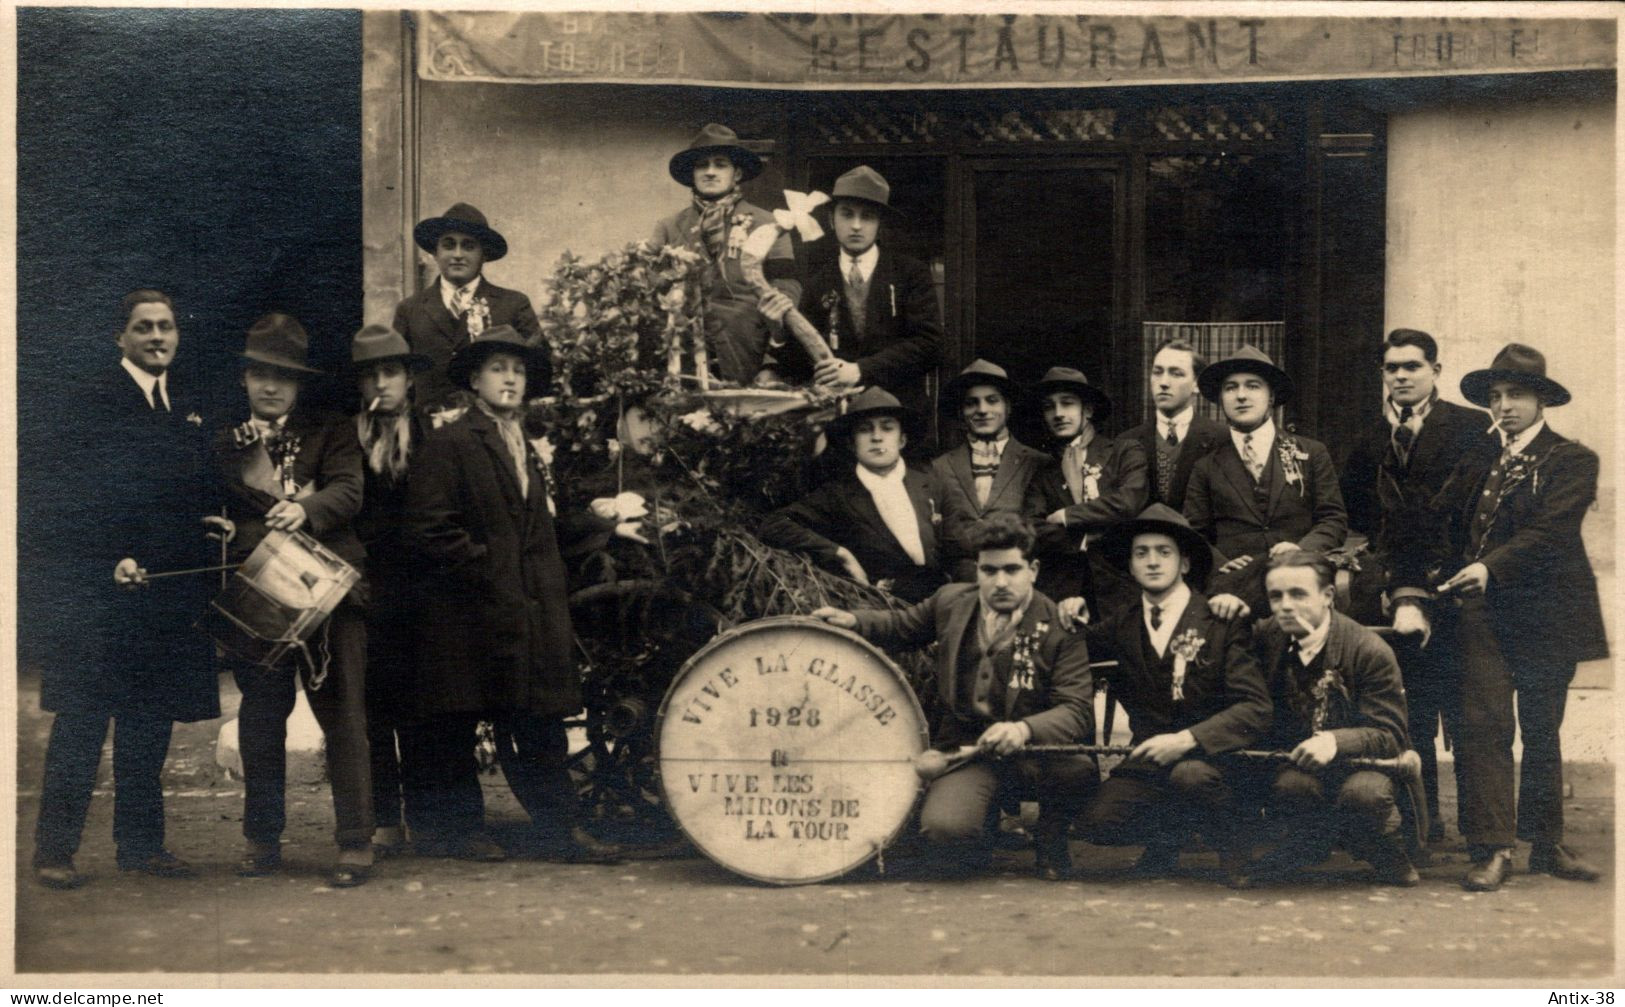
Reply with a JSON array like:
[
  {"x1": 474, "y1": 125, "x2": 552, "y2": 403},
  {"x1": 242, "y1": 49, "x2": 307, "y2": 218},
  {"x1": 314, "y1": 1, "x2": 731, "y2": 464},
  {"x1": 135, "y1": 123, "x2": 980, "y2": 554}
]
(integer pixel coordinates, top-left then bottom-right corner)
[{"x1": 367, "y1": 396, "x2": 382, "y2": 413}]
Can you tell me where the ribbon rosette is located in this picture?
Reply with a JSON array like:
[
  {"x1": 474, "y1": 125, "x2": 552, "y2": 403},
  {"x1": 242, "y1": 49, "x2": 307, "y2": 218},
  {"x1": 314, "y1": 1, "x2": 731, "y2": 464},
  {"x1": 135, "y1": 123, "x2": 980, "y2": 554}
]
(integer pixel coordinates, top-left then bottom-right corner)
[
  {"x1": 1168, "y1": 628, "x2": 1206, "y2": 702},
  {"x1": 772, "y1": 190, "x2": 830, "y2": 243}
]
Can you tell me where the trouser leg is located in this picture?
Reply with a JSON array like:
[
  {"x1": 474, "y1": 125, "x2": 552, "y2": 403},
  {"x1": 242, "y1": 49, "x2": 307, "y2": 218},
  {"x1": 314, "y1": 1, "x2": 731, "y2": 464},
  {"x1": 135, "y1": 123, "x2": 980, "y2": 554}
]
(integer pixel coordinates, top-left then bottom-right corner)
[
  {"x1": 1333, "y1": 769, "x2": 1402, "y2": 863},
  {"x1": 1393, "y1": 634, "x2": 1445, "y2": 827},
  {"x1": 918, "y1": 761, "x2": 1001, "y2": 866},
  {"x1": 1079, "y1": 766, "x2": 1164, "y2": 846},
  {"x1": 1023, "y1": 753, "x2": 1098, "y2": 843},
  {"x1": 110, "y1": 714, "x2": 173, "y2": 859},
  {"x1": 492, "y1": 712, "x2": 578, "y2": 837},
  {"x1": 233, "y1": 664, "x2": 297, "y2": 845},
  {"x1": 399, "y1": 715, "x2": 486, "y2": 840},
  {"x1": 1513, "y1": 660, "x2": 1574, "y2": 847},
  {"x1": 1267, "y1": 765, "x2": 1335, "y2": 860},
  {"x1": 301, "y1": 605, "x2": 374, "y2": 849},
  {"x1": 1455, "y1": 598, "x2": 1518, "y2": 851},
  {"x1": 34, "y1": 713, "x2": 111, "y2": 864}
]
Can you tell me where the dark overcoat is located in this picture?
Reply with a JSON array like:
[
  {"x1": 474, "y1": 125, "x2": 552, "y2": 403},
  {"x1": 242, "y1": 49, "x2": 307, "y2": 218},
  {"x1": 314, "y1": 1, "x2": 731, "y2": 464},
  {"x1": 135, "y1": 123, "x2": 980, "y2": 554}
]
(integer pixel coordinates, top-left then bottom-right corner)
[
  {"x1": 42, "y1": 365, "x2": 220, "y2": 722},
  {"x1": 758, "y1": 465, "x2": 947, "y2": 603},
  {"x1": 392, "y1": 278, "x2": 542, "y2": 411},
  {"x1": 775, "y1": 240, "x2": 943, "y2": 415},
  {"x1": 403, "y1": 407, "x2": 581, "y2": 722},
  {"x1": 354, "y1": 409, "x2": 430, "y2": 715},
  {"x1": 930, "y1": 437, "x2": 1050, "y2": 581},
  {"x1": 1023, "y1": 433, "x2": 1149, "y2": 611},
  {"x1": 1429, "y1": 424, "x2": 1608, "y2": 667}
]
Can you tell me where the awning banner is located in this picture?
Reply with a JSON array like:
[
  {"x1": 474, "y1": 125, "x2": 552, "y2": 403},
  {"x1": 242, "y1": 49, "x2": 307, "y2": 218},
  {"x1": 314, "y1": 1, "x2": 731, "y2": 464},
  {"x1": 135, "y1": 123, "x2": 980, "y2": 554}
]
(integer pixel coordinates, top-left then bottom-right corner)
[{"x1": 417, "y1": 12, "x2": 1615, "y2": 88}]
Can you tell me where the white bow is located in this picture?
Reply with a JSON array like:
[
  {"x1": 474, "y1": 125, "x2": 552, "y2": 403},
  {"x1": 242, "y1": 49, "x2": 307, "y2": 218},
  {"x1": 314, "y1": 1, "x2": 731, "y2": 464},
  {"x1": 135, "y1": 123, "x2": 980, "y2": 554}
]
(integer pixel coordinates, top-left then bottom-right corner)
[{"x1": 772, "y1": 189, "x2": 829, "y2": 242}]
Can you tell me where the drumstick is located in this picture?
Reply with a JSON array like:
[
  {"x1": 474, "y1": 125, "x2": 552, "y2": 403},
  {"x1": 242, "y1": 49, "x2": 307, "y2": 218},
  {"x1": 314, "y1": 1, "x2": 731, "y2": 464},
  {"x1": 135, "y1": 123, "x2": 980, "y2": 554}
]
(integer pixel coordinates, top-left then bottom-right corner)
[
  {"x1": 127, "y1": 562, "x2": 243, "y2": 584},
  {"x1": 911, "y1": 744, "x2": 1422, "y2": 784}
]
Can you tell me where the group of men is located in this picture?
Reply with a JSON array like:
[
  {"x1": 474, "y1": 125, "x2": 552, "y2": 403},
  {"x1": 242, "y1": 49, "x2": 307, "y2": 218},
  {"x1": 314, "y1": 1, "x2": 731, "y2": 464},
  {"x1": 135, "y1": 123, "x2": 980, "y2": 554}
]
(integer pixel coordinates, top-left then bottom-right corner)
[{"x1": 33, "y1": 122, "x2": 1607, "y2": 897}]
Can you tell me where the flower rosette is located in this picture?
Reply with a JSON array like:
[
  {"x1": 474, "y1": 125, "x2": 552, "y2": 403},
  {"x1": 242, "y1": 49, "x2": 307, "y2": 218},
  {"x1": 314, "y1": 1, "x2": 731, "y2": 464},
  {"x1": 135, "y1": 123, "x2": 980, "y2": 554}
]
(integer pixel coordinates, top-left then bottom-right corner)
[
  {"x1": 1007, "y1": 621, "x2": 1048, "y2": 693},
  {"x1": 1167, "y1": 628, "x2": 1207, "y2": 702},
  {"x1": 1277, "y1": 435, "x2": 1311, "y2": 496}
]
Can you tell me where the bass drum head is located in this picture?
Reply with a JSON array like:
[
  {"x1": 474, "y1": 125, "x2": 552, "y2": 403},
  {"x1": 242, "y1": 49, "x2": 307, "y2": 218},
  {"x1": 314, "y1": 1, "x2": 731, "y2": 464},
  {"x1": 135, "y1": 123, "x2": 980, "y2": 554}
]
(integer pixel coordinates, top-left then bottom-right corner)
[{"x1": 656, "y1": 616, "x2": 928, "y2": 885}]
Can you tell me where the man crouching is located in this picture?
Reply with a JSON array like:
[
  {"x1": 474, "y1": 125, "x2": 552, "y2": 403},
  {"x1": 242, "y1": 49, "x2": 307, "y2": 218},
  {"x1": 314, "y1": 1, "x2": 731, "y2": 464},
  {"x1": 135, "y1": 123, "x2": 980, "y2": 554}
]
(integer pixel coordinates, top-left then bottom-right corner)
[{"x1": 813, "y1": 514, "x2": 1096, "y2": 880}]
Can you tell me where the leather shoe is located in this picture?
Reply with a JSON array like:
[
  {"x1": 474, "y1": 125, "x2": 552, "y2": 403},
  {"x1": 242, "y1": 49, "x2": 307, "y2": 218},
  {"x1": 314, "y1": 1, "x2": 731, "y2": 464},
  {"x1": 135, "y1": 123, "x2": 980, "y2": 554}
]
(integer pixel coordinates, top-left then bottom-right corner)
[
  {"x1": 372, "y1": 825, "x2": 407, "y2": 859},
  {"x1": 118, "y1": 850, "x2": 198, "y2": 879},
  {"x1": 237, "y1": 842, "x2": 282, "y2": 877},
  {"x1": 1130, "y1": 842, "x2": 1181, "y2": 878},
  {"x1": 1034, "y1": 835, "x2": 1073, "y2": 882},
  {"x1": 1529, "y1": 843, "x2": 1601, "y2": 882},
  {"x1": 455, "y1": 835, "x2": 509, "y2": 862},
  {"x1": 35, "y1": 860, "x2": 85, "y2": 890},
  {"x1": 536, "y1": 827, "x2": 623, "y2": 864},
  {"x1": 329, "y1": 848, "x2": 373, "y2": 888},
  {"x1": 1462, "y1": 848, "x2": 1514, "y2": 891},
  {"x1": 1372, "y1": 856, "x2": 1420, "y2": 887}
]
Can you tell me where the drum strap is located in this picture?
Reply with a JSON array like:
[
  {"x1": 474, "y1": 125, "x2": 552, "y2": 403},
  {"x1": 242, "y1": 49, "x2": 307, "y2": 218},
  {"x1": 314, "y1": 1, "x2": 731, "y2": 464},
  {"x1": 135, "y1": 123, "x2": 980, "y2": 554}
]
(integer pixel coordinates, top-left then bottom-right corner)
[{"x1": 295, "y1": 618, "x2": 335, "y2": 692}]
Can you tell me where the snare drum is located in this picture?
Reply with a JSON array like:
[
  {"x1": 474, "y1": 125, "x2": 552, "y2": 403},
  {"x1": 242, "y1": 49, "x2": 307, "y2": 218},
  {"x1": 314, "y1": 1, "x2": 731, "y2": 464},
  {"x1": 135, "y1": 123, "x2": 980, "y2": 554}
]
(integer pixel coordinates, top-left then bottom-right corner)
[
  {"x1": 656, "y1": 616, "x2": 929, "y2": 885},
  {"x1": 198, "y1": 529, "x2": 359, "y2": 668}
]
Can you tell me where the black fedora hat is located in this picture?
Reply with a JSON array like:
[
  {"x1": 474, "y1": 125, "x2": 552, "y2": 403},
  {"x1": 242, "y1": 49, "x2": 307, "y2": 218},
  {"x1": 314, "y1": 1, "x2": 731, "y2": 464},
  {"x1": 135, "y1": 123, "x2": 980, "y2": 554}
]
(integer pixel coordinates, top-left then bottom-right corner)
[
  {"x1": 1197, "y1": 344, "x2": 1293, "y2": 406},
  {"x1": 668, "y1": 123, "x2": 763, "y2": 186},
  {"x1": 943, "y1": 359, "x2": 1020, "y2": 411},
  {"x1": 241, "y1": 313, "x2": 323, "y2": 375},
  {"x1": 828, "y1": 386, "x2": 922, "y2": 440},
  {"x1": 413, "y1": 202, "x2": 509, "y2": 262},
  {"x1": 1459, "y1": 342, "x2": 1572, "y2": 408},
  {"x1": 349, "y1": 324, "x2": 431, "y2": 373},
  {"x1": 446, "y1": 325, "x2": 553, "y2": 392},
  {"x1": 828, "y1": 165, "x2": 898, "y2": 216},
  {"x1": 1099, "y1": 503, "x2": 1215, "y2": 588},
  {"x1": 1033, "y1": 366, "x2": 1113, "y2": 425}
]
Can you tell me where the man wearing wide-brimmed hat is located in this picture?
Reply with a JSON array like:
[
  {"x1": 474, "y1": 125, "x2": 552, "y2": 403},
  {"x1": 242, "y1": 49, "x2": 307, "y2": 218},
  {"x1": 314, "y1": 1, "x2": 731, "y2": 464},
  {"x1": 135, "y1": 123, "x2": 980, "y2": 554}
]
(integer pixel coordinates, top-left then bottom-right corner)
[
  {"x1": 1023, "y1": 366, "x2": 1148, "y2": 622},
  {"x1": 651, "y1": 123, "x2": 802, "y2": 385},
  {"x1": 1181, "y1": 344, "x2": 1347, "y2": 615},
  {"x1": 1063, "y1": 504, "x2": 1268, "y2": 887},
  {"x1": 347, "y1": 325, "x2": 432, "y2": 859},
  {"x1": 1429, "y1": 343, "x2": 1607, "y2": 892},
  {"x1": 930, "y1": 360, "x2": 1049, "y2": 582},
  {"x1": 770, "y1": 164, "x2": 942, "y2": 417},
  {"x1": 403, "y1": 325, "x2": 619, "y2": 864},
  {"x1": 760, "y1": 387, "x2": 947, "y2": 604},
  {"x1": 393, "y1": 202, "x2": 542, "y2": 411},
  {"x1": 215, "y1": 313, "x2": 375, "y2": 887}
]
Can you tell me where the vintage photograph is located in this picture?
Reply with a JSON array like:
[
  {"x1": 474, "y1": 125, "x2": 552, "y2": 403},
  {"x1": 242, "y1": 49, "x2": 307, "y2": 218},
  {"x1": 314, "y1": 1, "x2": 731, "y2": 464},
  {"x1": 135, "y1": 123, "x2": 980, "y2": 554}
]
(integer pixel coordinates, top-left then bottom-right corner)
[{"x1": 10, "y1": 2, "x2": 1618, "y2": 983}]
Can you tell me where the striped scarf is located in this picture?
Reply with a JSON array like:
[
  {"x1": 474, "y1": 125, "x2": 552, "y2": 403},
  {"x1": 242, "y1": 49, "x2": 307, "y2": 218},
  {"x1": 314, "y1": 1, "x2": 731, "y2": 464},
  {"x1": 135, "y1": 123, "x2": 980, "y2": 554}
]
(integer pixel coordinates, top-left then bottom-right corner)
[
  {"x1": 475, "y1": 399, "x2": 530, "y2": 500},
  {"x1": 692, "y1": 187, "x2": 743, "y2": 260}
]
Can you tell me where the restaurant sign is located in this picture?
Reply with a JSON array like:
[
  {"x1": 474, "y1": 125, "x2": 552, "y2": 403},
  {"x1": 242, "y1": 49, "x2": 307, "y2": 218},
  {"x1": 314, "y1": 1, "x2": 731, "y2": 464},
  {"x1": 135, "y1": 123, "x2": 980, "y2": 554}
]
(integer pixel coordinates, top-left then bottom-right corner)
[{"x1": 418, "y1": 12, "x2": 1615, "y2": 88}]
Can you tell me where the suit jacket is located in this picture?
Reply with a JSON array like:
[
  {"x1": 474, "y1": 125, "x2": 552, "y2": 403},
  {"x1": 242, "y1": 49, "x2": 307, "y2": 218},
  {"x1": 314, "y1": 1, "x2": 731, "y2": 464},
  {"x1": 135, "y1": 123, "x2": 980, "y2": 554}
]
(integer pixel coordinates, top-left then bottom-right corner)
[
  {"x1": 758, "y1": 465, "x2": 947, "y2": 603},
  {"x1": 1120, "y1": 412, "x2": 1230, "y2": 512},
  {"x1": 404, "y1": 407, "x2": 580, "y2": 721},
  {"x1": 1256, "y1": 611, "x2": 1410, "y2": 756},
  {"x1": 1340, "y1": 398, "x2": 1492, "y2": 591},
  {"x1": 930, "y1": 437, "x2": 1050, "y2": 580},
  {"x1": 1023, "y1": 433, "x2": 1149, "y2": 608},
  {"x1": 392, "y1": 277, "x2": 542, "y2": 411},
  {"x1": 41, "y1": 365, "x2": 219, "y2": 722},
  {"x1": 1184, "y1": 429, "x2": 1347, "y2": 608},
  {"x1": 214, "y1": 409, "x2": 366, "y2": 569},
  {"x1": 854, "y1": 584, "x2": 1093, "y2": 746},
  {"x1": 652, "y1": 200, "x2": 801, "y2": 384},
  {"x1": 775, "y1": 240, "x2": 943, "y2": 414},
  {"x1": 1086, "y1": 591, "x2": 1270, "y2": 753},
  {"x1": 1430, "y1": 424, "x2": 1608, "y2": 666}
]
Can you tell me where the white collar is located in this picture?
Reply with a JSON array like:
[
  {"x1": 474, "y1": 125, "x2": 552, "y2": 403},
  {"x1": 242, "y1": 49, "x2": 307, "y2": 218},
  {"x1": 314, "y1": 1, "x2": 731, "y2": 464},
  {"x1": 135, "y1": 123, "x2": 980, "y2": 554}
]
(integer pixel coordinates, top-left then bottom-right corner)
[
  {"x1": 1385, "y1": 391, "x2": 1435, "y2": 427},
  {"x1": 440, "y1": 274, "x2": 482, "y2": 309},
  {"x1": 1063, "y1": 426, "x2": 1097, "y2": 453},
  {"x1": 1293, "y1": 611, "x2": 1333, "y2": 665},
  {"x1": 968, "y1": 432, "x2": 1010, "y2": 454},
  {"x1": 981, "y1": 596, "x2": 1030, "y2": 634},
  {"x1": 1230, "y1": 417, "x2": 1276, "y2": 459},
  {"x1": 840, "y1": 245, "x2": 880, "y2": 282},
  {"x1": 121, "y1": 357, "x2": 168, "y2": 409},
  {"x1": 1141, "y1": 581, "x2": 1191, "y2": 657},
  {"x1": 1500, "y1": 418, "x2": 1546, "y2": 454},
  {"x1": 1156, "y1": 403, "x2": 1195, "y2": 438},
  {"x1": 250, "y1": 413, "x2": 289, "y2": 436}
]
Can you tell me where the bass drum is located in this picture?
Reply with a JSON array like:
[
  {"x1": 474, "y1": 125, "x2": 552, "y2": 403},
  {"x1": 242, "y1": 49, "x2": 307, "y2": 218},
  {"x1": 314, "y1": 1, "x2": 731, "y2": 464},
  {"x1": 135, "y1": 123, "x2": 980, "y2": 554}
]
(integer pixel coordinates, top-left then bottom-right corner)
[{"x1": 656, "y1": 616, "x2": 929, "y2": 885}]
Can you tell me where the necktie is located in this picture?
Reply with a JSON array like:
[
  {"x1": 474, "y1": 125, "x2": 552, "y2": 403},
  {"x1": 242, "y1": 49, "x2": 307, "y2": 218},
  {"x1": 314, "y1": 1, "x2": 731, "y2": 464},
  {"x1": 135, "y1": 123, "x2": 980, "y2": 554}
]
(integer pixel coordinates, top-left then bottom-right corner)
[
  {"x1": 1149, "y1": 604, "x2": 1162, "y2": 631},
  {"x1": 1242, "y1": 432, "x2": 1264, "y2": 481},
  {"x1": 451, "y1": 284, "x2": 473, "y2": 318},
  {"x1": 845, "y1": 260, "x2": 869, "y2": 335},
  {"x1": 1062, "y1": 441, "x2": 1087, "y2": 504},
  {"x1": 1393, "y1": 405, "x2": 1415, "y2": 463},
  {"x1": 1501, "y1": 432, "x2": 1520, "y2": 460},
  {"x1": 1164, "y1": 422, "x2": 1179, "y2": 448},
  {"x1": 993, "y1": 612, "x2": 1012, "y2": 638}
]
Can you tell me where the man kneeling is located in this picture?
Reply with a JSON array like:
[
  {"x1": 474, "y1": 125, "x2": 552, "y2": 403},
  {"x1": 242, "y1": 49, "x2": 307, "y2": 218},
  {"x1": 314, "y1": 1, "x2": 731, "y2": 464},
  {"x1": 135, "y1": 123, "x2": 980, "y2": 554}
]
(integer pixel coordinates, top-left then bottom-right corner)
[
  {"x1": 1065, "y1": 504, "x2": 1270, "y2": 887},
  {"x1": 813, "y1": 514, "x2": 1095, "y2": 880},
  {"x1": 1246, "y1": 550, "x2": 1417, "y2": 887}
]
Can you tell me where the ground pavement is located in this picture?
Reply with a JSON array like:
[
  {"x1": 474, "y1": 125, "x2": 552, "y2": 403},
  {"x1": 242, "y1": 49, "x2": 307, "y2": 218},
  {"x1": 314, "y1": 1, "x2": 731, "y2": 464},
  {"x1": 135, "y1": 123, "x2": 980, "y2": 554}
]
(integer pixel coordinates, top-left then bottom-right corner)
[{"x1": 14, "y1": 673, "x2": 1614, "y2": 980}]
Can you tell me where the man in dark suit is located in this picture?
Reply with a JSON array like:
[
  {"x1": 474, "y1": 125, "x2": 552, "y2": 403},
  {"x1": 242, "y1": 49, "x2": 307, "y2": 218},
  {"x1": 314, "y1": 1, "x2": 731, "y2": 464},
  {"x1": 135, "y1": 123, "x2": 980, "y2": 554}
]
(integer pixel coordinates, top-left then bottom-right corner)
[
  {"x1": 1024, "y1": 367, "x2": 1148, "y2": 622},
  {"x1": 1432, "y1": 343, "x2": 1607, "y2": 891},
  {"x1": 1119, "y1": 338, "x2": 1228, "y2": 511},
  {"x1": 1069, "y1": 505, "x2": 1270, "y2": 886},
  {"x1": 32, "y1": 289, "x2": 222, "y2": 889},
  {"x1": 216, "y1": 313, "x2": 374, "y2": 887},
  {"x1": 930, "y1": 360, "x2": 1050, "y2": 581},
  {"x1": 1183, "y1": 345, "x2": 1347, "y2": 615},
  {"x1": 814, "y1": 514, "x2": 1096, "y2": 880},
  {"x1": 771, "y1": 165, "x2": 942, "y2": 416},
  {"x1": 1245, "y1": 551, "x2": 1417, "y2": 887},
  {"x1": 392, "y1": 202, "x2": 542, "y2": 411},
  {"x1": 760, "y1": 388, "x2": 946, "y2": 603},
  {"x1": 1339, "y1": 329, "x2": 1494, "y2": 841}
]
